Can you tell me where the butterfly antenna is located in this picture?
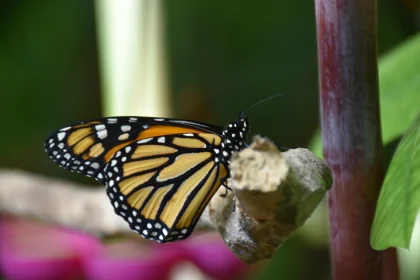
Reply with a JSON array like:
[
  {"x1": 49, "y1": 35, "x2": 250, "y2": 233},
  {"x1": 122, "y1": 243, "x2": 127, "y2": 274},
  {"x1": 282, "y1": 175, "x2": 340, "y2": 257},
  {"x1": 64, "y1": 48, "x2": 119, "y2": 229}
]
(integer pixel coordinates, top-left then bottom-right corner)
[{"x1": 239, "y1": 94, "x2": 285, "y2": 118}]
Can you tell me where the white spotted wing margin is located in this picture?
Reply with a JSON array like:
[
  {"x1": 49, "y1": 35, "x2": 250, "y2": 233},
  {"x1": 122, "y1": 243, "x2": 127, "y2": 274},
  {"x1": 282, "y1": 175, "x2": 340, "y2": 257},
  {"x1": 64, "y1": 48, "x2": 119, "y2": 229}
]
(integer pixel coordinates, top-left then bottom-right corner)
[{"x1": 105, "y1": 133, "x2": 228, "y2": 243}]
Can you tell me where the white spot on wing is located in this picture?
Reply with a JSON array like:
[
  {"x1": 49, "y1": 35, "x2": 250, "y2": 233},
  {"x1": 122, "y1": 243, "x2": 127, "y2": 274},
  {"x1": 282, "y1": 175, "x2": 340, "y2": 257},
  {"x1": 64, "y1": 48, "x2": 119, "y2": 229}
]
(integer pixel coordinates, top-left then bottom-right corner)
[
  {"x1": 137, "y1": 138, "x2": 152, "y2": 144},
  {"x1": 57, "y1": 132, "x2": 66, "y2": 141},
  {"x1": 97, "y1": 130, "x2": 107, "y2": 139},
  {"x1": 121, "y1": 125, "x2": 131, "y2": 132},
  {"x1": 95, "y1": 124, "x2": 106, "y2": 131},
  {"x1": 157, "y1": 137, "x2": 165, "y2": 143},
  {"x1": 60, "y1": 126, "x2": 71, "y2": 132}
]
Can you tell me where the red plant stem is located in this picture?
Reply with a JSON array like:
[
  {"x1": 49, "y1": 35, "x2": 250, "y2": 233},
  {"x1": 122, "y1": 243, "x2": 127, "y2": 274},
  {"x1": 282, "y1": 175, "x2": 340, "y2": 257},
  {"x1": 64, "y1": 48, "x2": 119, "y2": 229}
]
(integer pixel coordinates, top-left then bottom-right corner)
[{"x1": 315, "y1": 0, "x2": 399, "y2": 279}]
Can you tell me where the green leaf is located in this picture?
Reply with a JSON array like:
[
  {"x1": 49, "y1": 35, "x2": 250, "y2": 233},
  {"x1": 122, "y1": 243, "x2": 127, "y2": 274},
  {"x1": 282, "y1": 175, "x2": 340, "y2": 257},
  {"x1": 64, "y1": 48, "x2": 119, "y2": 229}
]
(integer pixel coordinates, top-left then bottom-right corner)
[
  {"x1": 371, "y1": 115, "x2": 420, "y2": 250},
  {"x1": 309, "y1": 33, "x2": 420, "y2": 157}
]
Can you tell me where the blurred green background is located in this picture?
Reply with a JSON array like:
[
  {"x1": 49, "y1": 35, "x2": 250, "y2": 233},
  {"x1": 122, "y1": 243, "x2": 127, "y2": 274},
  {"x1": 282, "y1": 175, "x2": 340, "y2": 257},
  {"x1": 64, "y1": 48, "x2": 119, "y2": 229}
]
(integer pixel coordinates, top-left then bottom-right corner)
[{"x1": 0, "y1": 0, "x2": 417, "y2": 279}]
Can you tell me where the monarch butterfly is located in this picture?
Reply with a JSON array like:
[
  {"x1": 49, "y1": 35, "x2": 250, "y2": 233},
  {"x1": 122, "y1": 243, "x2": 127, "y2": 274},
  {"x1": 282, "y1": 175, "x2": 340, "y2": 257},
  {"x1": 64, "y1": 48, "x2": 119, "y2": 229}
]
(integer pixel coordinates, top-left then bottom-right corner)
[{"x1": 44, "y1": 95, "x2": 280, "y2": 243}]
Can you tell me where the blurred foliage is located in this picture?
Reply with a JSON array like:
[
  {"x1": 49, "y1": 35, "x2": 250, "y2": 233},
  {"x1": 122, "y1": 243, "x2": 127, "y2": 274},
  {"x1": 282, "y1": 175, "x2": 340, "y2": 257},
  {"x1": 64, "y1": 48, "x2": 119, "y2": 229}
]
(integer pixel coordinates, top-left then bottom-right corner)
[
  {"x1": 310, "y1": 32, "x2": 420, "y2": 158},
  {"x1": 0, "y1": 1, "x2": 100, "y2": 181},
  {"x1": 371, "y1": 115, "x2": 420, "y2": 250},
  {"x1": 255, "y1": 237, "x2": 330, "y2": 280},
  {"x1": 0, "y1": 0, "x2": 418, "y2": 279}
]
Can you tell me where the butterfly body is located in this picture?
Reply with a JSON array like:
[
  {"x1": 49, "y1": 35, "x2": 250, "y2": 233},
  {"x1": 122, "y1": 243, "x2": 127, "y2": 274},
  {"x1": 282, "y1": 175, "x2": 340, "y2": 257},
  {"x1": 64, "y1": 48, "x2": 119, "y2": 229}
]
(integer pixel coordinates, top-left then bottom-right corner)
[{"x1": 45, "y1": 116, "x2": 249, "y2": 243}]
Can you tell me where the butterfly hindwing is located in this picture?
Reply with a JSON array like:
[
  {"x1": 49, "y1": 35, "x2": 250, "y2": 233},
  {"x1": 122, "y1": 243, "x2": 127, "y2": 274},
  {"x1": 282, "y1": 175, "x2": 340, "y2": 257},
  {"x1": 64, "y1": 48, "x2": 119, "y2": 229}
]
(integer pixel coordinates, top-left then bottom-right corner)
[{"x1": 105, "y1": 133, "x2": 228, "y2": 243}]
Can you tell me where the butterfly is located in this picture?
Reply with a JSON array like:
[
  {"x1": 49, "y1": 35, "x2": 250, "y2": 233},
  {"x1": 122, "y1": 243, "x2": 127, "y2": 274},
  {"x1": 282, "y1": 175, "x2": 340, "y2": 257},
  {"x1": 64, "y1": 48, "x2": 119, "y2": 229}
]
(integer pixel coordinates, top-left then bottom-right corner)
[
  {"x1": 44, "y1": 115, "x2": 252, "y2": 243},
  {"x1": 44, "y1": 95, "x2": 281, "y2": 243}
]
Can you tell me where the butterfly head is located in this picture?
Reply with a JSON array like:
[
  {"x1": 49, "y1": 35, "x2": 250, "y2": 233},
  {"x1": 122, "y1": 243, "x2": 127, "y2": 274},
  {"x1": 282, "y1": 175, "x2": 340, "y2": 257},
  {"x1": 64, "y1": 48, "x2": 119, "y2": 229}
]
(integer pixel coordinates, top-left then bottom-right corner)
[{"x1": 221, "y1": 117, "x2": 249, "y2": 160}]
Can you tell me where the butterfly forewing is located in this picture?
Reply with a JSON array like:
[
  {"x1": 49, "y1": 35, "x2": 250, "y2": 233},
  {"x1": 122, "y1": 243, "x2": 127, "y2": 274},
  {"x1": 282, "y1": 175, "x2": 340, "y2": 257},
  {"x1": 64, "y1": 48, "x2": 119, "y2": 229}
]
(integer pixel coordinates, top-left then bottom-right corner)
[
  {"x1": 105, "y1": 133, "x2": 228, "y2": 242},
  {"x1": 44, "y1": 117, "x2": 222, "y2": 184}
]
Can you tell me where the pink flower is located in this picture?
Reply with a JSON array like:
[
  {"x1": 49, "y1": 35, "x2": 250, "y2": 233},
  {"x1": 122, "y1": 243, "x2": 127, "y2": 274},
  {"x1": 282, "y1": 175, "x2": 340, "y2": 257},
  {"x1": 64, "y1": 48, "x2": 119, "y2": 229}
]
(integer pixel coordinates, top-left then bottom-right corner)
[
  {"x1": 83, "y1": 239, "x2": 183, "y2": 280},
  {"x1": 0, "y1": 217, "x2": 249, "y2": 280},
  {"x1": 182, "y1": 233, "x2": 247, "y2": 280},
  {"x1": 0, "y1": 216, "x2": 101, "y2": 280}
]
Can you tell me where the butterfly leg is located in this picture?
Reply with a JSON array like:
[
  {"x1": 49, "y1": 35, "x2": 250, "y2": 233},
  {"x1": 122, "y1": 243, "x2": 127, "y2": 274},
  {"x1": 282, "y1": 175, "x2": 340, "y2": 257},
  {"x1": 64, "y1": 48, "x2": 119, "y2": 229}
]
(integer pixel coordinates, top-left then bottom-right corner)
[
  {"x1": 220, "y1": 177, "x2": 231, "y2": 197},
  {"x1": 219, "y1": 177, "x2": 236, "y2": 212}
]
